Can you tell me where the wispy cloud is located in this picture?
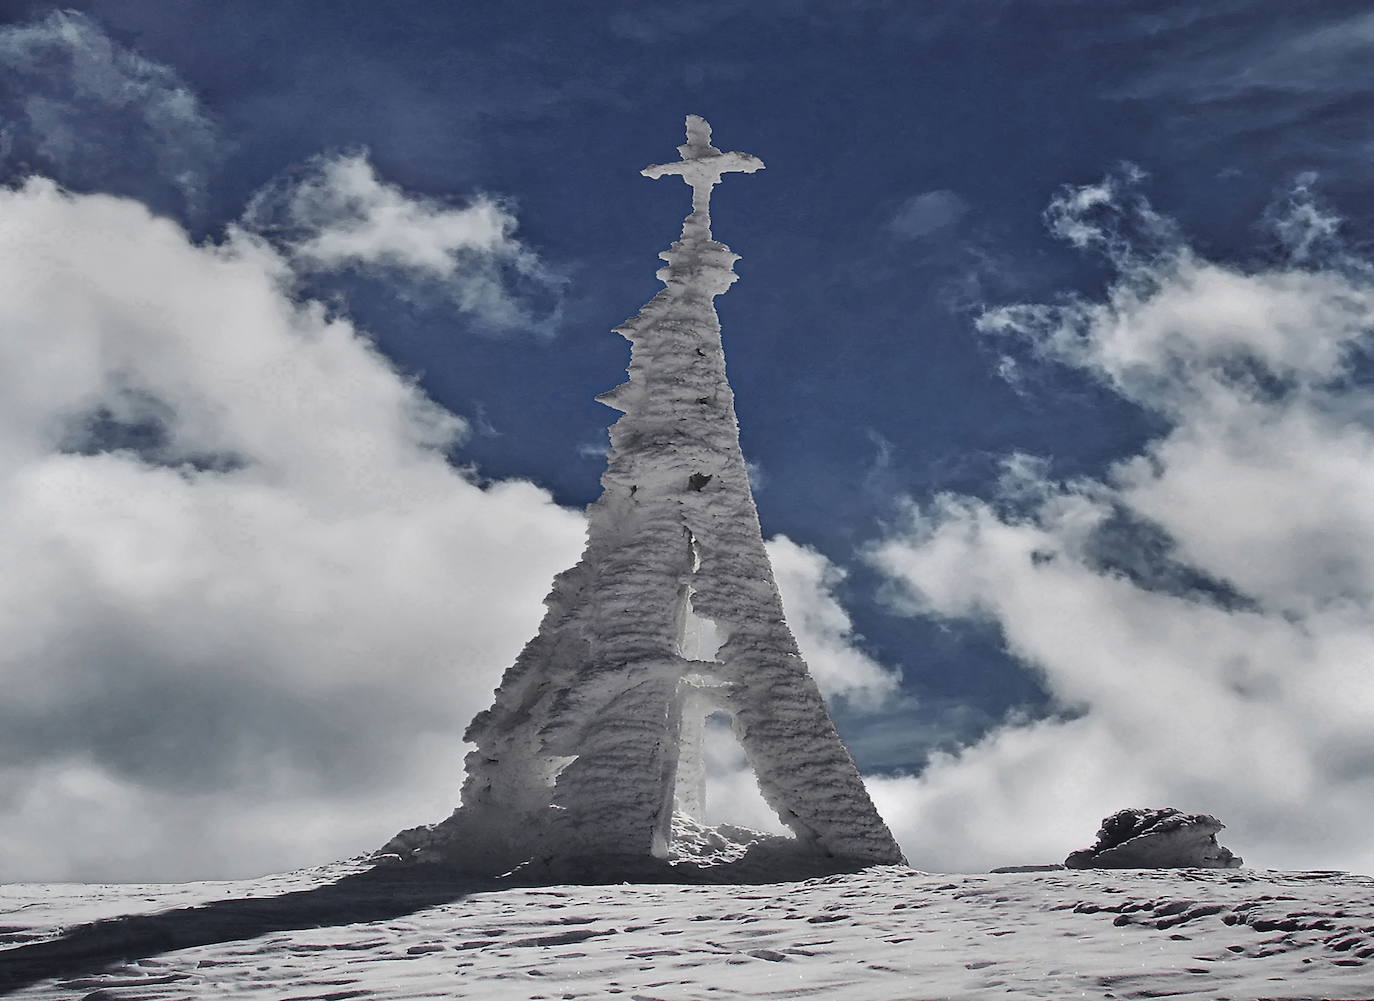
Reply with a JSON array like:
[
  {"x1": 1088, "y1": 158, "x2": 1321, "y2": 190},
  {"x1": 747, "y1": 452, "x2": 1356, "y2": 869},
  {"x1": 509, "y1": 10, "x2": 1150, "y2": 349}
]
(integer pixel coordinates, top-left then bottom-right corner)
[
  {"x1": 606, "y1": 3, "x2": 743, "y2": 43},
  {"x1": 1103, "y1": 8, "x2": 1374, "y2": 180},
  {"x1": 576, "y1": 439, "x2": 609, "y2": 460},
  {"x1": 244, "y1": 153, "x2": 565, "y2": 335},
  {"x1": 869, "y1": 172, "x2": 1374, "y2": 872},
  {"x1": 0, "y1": 11, "x2": 224, "y2": 211},
  {"x1": 887, "y1": 189, "x2": 968, "y2": 241},
  {"x1": 744, "y1": 458, "x2": 766, "y2": 492},
  {"x1": 1120, "y1": 9, "x2": 1374, "y2": 102}
]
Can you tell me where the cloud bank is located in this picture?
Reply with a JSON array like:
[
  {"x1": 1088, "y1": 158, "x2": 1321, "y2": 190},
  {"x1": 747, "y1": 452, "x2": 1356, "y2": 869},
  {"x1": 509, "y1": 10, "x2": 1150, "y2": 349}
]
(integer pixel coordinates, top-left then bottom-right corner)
[
  {"x1": 0, "y1": 13, "x2": 895, "y2": 880},
  {"x1": 0, "y1": 176, "x2": 894, "y2": 880},
  {"x1": 0, "y1": 176, "x2": 588, "y2": 882},
  {"x1": 868, "y1": 172, "x2": 1374, "y2": 873}
]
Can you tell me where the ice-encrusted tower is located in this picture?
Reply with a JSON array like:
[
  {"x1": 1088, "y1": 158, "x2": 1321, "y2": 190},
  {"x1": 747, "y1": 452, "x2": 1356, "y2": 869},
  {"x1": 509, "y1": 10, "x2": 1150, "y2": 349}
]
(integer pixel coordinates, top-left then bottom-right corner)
[{"x1": 387, "y1": 117, "x2": 903, "y2": 871}]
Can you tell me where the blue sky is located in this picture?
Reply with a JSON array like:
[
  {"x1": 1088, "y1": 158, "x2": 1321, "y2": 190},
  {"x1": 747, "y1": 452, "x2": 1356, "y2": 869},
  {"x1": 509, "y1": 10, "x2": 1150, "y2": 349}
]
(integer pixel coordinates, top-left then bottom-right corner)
[{"x1": 5, "y1": 1, "x2": 1374, "y2": 879}]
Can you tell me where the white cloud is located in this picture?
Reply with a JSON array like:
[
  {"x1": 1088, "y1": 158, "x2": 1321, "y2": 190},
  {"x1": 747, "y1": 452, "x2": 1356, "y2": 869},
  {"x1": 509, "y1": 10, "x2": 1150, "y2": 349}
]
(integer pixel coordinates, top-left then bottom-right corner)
[
  {"x1": 0, "y1": 177, "x2": 584, "y2": 882},
  {"x1": 983, "y1": 170, "x2": 1373, "y2": 413},
  {"x1": 0, "y1": 11, "x2": 223, "y2": 208},
  {"x1": 768, "y1": 536, "x2": 900, "y2": 708},
  {"x1": 888, "y1": 189, "x2": 968, "y2": 240},
  {"x1": 244, "y1": 153, "x2": 564, "y2": 334},
  {"x1": 0, "y1": 177, "x2": 899, "y2": 880},
  {"x1": 868, "y1": 174, "x2": 1374, "y2": 873},
  {"x1": 698, "y1": 715, "x2": 788, "y2": 834}
]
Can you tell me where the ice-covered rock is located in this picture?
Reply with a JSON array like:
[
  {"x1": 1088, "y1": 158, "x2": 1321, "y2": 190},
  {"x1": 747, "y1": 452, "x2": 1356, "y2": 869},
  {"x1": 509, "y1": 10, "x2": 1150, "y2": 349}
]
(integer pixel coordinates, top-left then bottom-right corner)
[
  {"x1": 380, "y1": 117, "x2": 903, "y2": 875},
  {"x1": 1064, "y1": 807, "x2": 1243, "y2": 869}
]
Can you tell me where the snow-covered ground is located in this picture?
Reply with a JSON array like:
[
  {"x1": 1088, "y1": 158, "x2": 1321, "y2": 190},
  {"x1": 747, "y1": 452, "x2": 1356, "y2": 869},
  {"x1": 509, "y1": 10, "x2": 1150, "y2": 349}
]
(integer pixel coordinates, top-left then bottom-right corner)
[{"x1": 3, "y1": 862, "x2": 1372, "y2": 1000}]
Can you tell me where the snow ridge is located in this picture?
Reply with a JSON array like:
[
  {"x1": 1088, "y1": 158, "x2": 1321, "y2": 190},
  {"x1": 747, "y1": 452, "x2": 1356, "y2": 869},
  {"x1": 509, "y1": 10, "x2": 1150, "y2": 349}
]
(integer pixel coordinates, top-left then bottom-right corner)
[{"x1": 382, "y1": 116, "x2": 902, "y2": 874}]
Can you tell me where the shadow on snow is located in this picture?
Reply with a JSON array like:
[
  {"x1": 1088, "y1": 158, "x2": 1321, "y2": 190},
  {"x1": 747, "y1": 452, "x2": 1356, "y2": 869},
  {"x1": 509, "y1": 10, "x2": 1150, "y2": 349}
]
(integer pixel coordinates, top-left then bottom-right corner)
[{"x1": 0, "y1": 848, "x2": 876, "y2": 995}]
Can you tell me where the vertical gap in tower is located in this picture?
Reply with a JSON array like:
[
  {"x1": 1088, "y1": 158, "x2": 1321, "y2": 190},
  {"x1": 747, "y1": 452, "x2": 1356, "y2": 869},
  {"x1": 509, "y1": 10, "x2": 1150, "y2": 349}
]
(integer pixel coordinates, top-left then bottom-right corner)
[
  {"x1": 669, "y1": 530, "x2": 790, "y2": 844},
  {"x1": 700, "y1": 712, "x2": 789, "y2": 836},
  {"x1": 672, "y1": 686, "x2": 708, "y2": 822},
  {"x1": 676, "y1": 531, "x2": 724, "y2": 664},
  {"x1": 669, "y1": 693, "x2": 790, "y2": 840}
]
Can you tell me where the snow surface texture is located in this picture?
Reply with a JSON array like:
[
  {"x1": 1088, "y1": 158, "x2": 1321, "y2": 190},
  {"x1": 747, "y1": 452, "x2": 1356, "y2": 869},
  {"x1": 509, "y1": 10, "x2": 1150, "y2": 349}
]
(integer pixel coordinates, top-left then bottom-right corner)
[
  {"x1": 4, "y1": 862, "x2": 1374, "y2": 999},
  {"x1": 382, "y1": 117, "x2": 902, "y2": 872},
  {"x1": 1067, "y1": 808, "x2": 1244, "y2": 870}
]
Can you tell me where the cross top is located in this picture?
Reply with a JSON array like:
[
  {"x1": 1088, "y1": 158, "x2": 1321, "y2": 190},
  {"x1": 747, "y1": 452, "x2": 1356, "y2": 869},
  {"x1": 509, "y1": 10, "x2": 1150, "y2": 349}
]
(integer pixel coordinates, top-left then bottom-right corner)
[{"x1": 642, "y1": 115, "x2": 764, "y2": 220}]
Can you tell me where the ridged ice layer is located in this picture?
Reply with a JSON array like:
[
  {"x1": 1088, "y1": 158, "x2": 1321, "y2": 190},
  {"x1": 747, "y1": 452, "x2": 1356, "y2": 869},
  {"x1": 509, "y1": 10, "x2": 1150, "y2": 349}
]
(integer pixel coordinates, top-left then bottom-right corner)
[{"x1": 381, "y1": 116, "x2": 902, "y2": 874}]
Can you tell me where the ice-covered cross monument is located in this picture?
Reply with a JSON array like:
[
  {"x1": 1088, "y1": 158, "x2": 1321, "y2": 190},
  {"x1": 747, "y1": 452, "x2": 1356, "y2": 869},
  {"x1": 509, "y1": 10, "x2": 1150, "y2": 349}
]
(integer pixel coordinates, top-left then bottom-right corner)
[{"x1": 382, "y1": 116, "x2": 904, "y2": 874}]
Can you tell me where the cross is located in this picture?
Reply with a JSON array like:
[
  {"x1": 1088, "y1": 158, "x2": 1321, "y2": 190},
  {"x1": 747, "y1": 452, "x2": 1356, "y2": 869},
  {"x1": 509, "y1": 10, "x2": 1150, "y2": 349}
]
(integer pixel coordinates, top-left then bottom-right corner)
[{"x1": 642, "y1": 115, "x2": 764, "y2": 220}]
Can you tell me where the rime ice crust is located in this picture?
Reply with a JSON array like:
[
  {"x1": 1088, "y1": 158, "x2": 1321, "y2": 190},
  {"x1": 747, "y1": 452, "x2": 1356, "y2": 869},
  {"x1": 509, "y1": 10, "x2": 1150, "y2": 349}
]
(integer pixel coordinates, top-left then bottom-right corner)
[
  {"x1": 380, "y1": 116, "x2": 903, "y2": 873},
  {"x1": 1065, "y1": 808, "x2": 1243, "y2": 870}
]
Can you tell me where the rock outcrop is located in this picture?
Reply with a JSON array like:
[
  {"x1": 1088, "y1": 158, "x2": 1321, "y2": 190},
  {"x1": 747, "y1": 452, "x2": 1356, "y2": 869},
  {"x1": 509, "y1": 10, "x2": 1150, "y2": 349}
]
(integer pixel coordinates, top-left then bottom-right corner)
[{"x1": 1065, "y1": 807, "x2": 1242, "y2": 869}]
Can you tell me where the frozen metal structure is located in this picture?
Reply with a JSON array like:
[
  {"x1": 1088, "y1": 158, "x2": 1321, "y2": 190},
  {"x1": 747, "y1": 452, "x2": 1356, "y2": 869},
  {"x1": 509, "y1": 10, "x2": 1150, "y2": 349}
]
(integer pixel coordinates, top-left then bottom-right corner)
[{"x1": 385, "y1": 117, "x2": 903, "y2": 871}]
